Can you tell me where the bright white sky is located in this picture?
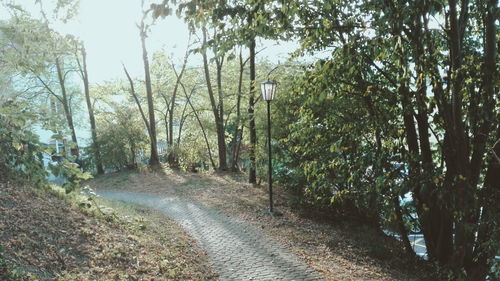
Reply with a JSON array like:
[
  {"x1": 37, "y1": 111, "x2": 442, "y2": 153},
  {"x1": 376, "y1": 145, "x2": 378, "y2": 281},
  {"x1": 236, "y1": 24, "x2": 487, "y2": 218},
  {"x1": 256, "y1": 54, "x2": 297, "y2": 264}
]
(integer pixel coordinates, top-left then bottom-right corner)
[{"x1": 2, "y1": 0, "x2": 298, "y2": 83}]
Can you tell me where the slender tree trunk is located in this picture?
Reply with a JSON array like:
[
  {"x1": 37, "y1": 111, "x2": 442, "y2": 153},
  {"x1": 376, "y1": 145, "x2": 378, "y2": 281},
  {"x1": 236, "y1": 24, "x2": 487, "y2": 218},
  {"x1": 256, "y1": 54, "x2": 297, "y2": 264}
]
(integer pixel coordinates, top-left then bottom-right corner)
[
  {"x1": 55, "y1": 57, "x2": 79, "y2": 157},
  {"x1": 168, "y1": 94, "x2": 175, "y2": 148},
  {"x1": 231, "y1": 51, "x2": 248, "y2": 171},
  {"x1": 164, "y1": 113, "x2": 169, "y2": 146},
  {"x1": 80, "y1": 45, "x2": 104, "y2": 174},
  {"x1": 167, "y1": 83, "x2": 177, "y2": 166},
  {"x1": 129, "y1": 138, "x2": 137, "y2": 168},
  {"x1": 123, "y1": 65, "x2": 151, "y2": 135},
  {"x1": 445, "y1": 0, "x2": 478, "y2": 271},
  {"x1": 181, "y1": 82, "x2": 216, "y2": 169},
  {"x1": 169, "y1": 52, "x2": 189, "y2": 166},
  {"x1": 176, "y1": 102, "x2": 190, "y2": 147},
  {"x1": 140, "y1": 24, "x2": 159, "y2": 167},
  {"x1": 466, "y1": 0, "x2": 498, "y2": 278},
  {"x1": 215, "y1": 57, "x2": 228, "y2": 170},
  {"x1": 471, "y1": 128, "x2": 499, "y2": 280},
  {"x1": 248, "y1": 34, "x2": 257, "y2": 183},
  {"x1": 393, "y1": 194, "x2": 413, "y2": 255},
  {"x1": 201, "y1": 26, "x2": 227, "y2": 171}
]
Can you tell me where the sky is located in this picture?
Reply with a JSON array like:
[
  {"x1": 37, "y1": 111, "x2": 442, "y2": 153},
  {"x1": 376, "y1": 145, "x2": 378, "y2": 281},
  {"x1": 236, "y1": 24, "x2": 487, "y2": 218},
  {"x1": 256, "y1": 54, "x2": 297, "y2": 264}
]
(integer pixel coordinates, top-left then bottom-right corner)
[{"x1": 1, "y1": 0, "x2": 299, "y2": 83}]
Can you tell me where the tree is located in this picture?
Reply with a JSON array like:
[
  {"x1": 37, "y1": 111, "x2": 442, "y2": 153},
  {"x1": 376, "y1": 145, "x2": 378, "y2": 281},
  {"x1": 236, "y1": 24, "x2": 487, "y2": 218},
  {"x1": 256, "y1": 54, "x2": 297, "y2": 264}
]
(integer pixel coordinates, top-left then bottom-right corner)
[
  {"x1": 156, "y1": 0, "x2": 234, "y2": 171},
  {"x1": 2, "y1": 15, "x2": 81, "y2": 157},
  {"x1": 276, "y1": 0, "x2": 498, "y2": 278},
  {"x1": 75, "y1": 42, "x2": 104, "y2": 174},
  {"x1": 139, "y1": 5, "x2": 160, "y2": 167},
  {"x1": 179, "y1": 79, "x2": 217, "y2": 169},
  {"x1": 199, "y1": 25, "x2": 230, "y2": 170},
  {"x1": 95, "y1": 98, "x2": 149, "y2": 170},
  {"x1": 229, "y1": 48, "x2": 250, "y2": 172},
  {"x1": 151, "y1": 44, "x2": 191, "y2": 166}
]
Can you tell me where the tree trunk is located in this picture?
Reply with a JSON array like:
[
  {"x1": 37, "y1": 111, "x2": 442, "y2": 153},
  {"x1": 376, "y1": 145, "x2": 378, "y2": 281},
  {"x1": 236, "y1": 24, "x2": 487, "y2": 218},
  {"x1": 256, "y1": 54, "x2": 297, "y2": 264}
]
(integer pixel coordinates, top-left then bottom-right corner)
[
  {"x1": 123, "y1": 65, "x2": 151, "y2": 136},
  {"x1": 466, "y1": 0, "x2": 498, "y2": 278},
  {"x1": 393, "y1": 194, "x2": 413, "y2": 255},
  {"x1": 176, "y1": 102, "x2": 189, "y2": 147},
  {"x1": 248, "y1": 34, "x2": 257, "y2": 183},
  {"x1": 215, "y1": 56, "x2": 228, "y2": 170},
  {"x1": 231, "y1": 51, "x2": 248, "y2": 172},
  {"x1": 169, "y1": 51, "x2": 190, "y2": 166},
  {"x1": 445, "y1": 0, "x2": 478, "y2": 272},
  {"x1": 201, "y1": 26, "x2": 227, "y2": 171},
  {"x1": 167, "y1": 76, "x2": 178, "y2": 166},
  {"x1": 140, "y1": 24, "x2": 160, "y2": 167},
  {"x1": 181, "y1": 82, "x2": 216, "y2": 169},
  {"x1": 55, "y1": 57, "x2": 79, "y2": 158},
  {"x1": 80, "y1": 45, "x2": 104, "y2": 174}
]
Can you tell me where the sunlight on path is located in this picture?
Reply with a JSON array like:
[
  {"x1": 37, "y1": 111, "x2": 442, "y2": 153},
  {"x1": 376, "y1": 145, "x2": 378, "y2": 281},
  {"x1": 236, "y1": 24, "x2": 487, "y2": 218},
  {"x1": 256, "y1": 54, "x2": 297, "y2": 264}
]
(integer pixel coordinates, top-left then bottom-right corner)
[{"x1": 98, "y1": 190, "x2": 323, "y2": 281}]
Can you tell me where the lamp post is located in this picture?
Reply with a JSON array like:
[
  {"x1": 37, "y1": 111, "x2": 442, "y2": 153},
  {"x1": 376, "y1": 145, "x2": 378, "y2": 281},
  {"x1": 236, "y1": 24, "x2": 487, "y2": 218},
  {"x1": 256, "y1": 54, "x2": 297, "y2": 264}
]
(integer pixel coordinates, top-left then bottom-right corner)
[{"x1": 260, "y1": 80, "x2": 277, "y2": 213}]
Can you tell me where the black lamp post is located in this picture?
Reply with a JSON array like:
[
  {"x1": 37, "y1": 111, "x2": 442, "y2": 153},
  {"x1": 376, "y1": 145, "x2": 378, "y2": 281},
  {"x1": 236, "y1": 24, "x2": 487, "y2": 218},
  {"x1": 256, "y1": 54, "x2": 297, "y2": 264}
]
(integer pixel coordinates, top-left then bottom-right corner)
[{"x1": 260, "y1": 80, "x2": 277, "y2": 213}]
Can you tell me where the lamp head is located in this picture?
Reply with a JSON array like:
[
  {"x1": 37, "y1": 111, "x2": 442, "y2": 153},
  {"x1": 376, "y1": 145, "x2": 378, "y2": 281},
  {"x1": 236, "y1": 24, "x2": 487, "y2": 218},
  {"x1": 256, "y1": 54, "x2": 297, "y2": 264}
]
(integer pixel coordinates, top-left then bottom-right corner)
[{"x1": 260, "y1": 80, "x2": 277, "y2": 101}]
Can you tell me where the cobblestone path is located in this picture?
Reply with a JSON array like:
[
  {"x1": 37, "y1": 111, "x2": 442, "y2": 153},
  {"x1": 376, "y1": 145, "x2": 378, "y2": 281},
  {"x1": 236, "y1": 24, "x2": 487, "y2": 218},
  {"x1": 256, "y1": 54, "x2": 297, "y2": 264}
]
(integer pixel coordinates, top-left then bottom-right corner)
[{"x1": 98, "y1": 190, "x2": 323, "y2": 281}]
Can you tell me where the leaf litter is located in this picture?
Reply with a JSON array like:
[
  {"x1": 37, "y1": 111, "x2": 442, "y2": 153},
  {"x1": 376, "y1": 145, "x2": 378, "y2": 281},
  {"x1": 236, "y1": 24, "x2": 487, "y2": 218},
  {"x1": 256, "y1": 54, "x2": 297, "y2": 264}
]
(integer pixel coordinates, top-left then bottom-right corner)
[{"x1": 0, "y1": 180, "x2": 216, "y2": 281}]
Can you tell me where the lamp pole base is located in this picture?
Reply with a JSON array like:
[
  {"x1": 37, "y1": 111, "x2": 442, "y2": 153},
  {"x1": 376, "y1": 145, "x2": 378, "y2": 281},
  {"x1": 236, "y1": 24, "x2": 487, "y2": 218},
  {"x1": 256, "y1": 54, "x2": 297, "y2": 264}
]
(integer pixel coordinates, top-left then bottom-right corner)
[{"x1": 258, "y1": 209, "x2": 283, "y2": 217}]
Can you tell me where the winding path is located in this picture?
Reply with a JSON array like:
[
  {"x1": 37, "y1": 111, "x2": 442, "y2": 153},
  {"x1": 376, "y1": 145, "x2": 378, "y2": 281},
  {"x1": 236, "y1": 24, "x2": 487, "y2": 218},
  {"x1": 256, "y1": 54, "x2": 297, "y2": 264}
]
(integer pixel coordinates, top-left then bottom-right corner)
[{"x1": 98, "y1": 190, "x2": 323, "y2": 281}]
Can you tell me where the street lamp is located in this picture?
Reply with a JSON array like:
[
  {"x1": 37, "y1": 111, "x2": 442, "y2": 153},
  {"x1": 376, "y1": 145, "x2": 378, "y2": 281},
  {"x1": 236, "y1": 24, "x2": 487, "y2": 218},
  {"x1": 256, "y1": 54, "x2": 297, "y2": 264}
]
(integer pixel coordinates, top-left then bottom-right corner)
[{"x1": 260, "y1": 80, "x2": 277, "y2": 213}]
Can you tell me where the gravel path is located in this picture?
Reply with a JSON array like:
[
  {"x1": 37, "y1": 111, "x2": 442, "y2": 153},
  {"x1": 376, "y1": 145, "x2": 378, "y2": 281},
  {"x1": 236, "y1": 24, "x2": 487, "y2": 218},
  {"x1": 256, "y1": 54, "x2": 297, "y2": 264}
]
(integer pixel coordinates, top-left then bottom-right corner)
[{"x1": 98, "y1": 190, "x2": 323, "y2": 281}]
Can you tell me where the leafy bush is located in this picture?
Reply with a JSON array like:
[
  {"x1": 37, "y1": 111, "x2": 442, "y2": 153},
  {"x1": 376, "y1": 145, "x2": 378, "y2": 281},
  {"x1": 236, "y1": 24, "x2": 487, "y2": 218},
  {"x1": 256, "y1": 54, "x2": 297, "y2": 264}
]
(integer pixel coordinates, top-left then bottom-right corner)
[
  {"x1": 0, "y1": 100, "x2": 47, "y2": 185},
  {"x1": 94, "y1": 104, "x2": 148, "y2": 172},
  {"x1": 50, "y1": 159, "x2": 93, "y2": 193}
]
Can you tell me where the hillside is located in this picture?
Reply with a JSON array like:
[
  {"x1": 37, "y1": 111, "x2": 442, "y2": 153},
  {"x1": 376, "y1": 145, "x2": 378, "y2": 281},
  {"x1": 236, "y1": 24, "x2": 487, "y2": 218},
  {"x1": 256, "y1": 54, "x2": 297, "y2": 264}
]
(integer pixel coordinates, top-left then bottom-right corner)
[{"x1": 0, "y1": 180, "x2": 215, "y2": 280}]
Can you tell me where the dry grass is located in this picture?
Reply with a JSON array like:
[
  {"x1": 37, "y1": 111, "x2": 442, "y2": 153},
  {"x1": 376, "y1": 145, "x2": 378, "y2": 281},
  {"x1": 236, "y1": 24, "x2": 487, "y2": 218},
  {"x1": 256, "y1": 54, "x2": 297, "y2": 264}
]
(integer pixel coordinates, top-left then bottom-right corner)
[{"x1": 88, "y1": 167, "x2": 437, "y2": 281}]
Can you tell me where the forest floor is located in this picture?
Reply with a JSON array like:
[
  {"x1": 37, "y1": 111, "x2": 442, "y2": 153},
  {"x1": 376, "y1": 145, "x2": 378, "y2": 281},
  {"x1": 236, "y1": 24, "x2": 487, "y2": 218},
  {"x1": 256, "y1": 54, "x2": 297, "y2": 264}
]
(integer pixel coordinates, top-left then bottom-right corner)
[
  {"x1": 0, "y1": 179, "x2": 216, "y2": 280},
  {"x1": 87, "y1": 167, "x2": 438, "y2": 281}
]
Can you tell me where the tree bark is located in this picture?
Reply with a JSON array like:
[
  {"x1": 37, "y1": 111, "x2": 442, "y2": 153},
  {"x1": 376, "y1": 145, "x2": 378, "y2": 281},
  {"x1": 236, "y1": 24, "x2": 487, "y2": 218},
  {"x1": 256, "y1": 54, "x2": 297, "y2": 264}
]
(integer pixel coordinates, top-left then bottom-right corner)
[
  {"x1": 231, "y1": 50, "x2": 249, "y2": 171},
  {"x1": 169, "y1": 52, "x2": 189, "y2": 166},
  {"x1": 393, "y1": 194, "x2": 414, "y2": 255},
  {"x1": 201, "y1": 26, "x2": 227, "y2": 171},
  {"x1": 248, "y1": 33, "x2": 257, "y2": 183},
  {"x1": 55, "y1": 57, "x2": 79, "y2": 158},
  {"x1": 466, "y1": 0, "x2": 498, "y2": 278},
  {"x1": 79, "y1": 45, "x2": 104, "y2": 174},
  {"x1": 180, "y1": 82, "x2": 216, "y2": 169},
  {"x1": 123, "y1": 65, "x2": 151, "y2": 135},
  {"x1": 139, "y1": 23, "x2": 160, "y2": 167}
]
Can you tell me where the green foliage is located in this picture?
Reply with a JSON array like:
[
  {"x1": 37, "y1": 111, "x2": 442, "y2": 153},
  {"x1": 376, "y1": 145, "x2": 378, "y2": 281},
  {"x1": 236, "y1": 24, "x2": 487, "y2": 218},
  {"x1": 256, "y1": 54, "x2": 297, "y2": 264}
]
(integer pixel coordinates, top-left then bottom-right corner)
[
  {"x1": 0, "y1": 100, "x2": 47, "y2": 185},
  {"x1": 50, "y1": 159, "x2": 92, "y2": 193},
  {"x1": 94, "y1": 97, "x2": 149, "y2": 171},
  {"x1": 273, "y1": 55, "x2": 403, "y2": 224},
  {"x1": 274, "y1": 0, "x2": 499, "y2": 278}
]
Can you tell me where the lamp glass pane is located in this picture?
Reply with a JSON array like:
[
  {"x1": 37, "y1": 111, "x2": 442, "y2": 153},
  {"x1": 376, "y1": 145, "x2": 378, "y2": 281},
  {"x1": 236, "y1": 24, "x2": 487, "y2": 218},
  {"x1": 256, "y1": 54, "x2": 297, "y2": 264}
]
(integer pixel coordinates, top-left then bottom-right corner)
[
  {"x1": 260, "y1": 82, "x2": 267, "y2": 100},
  {"x1": 260, "y1": 80, "x2": 277, "y2": 101}
]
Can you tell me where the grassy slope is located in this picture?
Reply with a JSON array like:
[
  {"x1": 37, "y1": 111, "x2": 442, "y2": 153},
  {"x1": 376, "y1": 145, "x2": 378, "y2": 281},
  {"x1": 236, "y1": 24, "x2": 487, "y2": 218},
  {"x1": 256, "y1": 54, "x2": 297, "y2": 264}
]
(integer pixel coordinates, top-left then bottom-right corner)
[
  {"x1": 0, "y1": 180, "x2": 216, "y2": 281},
  {"x1": 88, "y1": 168, "x2": 438, "y2": 281}
]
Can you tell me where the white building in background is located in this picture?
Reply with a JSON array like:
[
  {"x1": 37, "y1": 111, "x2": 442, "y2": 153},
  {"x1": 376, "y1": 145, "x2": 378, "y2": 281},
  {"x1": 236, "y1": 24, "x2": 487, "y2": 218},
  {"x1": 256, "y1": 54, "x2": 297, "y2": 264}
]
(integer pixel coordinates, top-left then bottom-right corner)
[{"x1": 31, "y1": 95, "x2": 91, "y2": 182}]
